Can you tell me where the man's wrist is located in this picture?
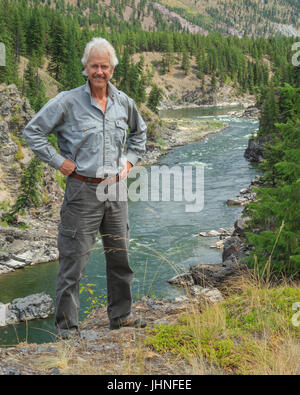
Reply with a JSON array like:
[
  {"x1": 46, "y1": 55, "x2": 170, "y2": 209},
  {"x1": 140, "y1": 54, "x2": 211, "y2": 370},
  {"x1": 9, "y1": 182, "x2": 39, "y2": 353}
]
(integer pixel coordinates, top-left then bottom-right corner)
[
  {"x1": 126, "y1": 151, "x2": 138, "y2": 167},
  {"x1": 49, "y1": 153, "x2": 66, "y2": 170}
]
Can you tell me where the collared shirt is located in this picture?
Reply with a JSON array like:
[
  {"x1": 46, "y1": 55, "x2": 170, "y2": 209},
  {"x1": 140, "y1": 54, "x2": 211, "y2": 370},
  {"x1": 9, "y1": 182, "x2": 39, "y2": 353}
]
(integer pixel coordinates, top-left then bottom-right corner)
[{"x1": 23, "y1": 80, "x2": 147, "y2": 177}]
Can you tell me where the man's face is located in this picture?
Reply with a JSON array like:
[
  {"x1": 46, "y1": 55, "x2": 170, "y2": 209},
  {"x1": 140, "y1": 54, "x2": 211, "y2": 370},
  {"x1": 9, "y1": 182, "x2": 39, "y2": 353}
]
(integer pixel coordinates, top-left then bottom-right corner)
[{"x1": 85, "y1": 50, "x2": 114, "y2": 91}]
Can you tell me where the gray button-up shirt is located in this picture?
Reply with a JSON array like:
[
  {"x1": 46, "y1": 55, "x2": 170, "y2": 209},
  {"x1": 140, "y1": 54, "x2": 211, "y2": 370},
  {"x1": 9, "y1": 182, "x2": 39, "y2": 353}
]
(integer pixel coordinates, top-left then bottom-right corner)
[{"x1": 23, "y1": 80, "x2": 147, "y2": 177}]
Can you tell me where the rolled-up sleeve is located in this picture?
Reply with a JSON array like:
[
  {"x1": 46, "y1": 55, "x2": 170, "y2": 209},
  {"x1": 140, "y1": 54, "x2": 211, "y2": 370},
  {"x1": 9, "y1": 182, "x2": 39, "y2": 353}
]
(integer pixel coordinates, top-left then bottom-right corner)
[
  {"x1": 126, "y1": 97, "x2": 147, "y2": 166},
  {"x1": 23, "y1": 94, "x2": 66, "y2": 170}
]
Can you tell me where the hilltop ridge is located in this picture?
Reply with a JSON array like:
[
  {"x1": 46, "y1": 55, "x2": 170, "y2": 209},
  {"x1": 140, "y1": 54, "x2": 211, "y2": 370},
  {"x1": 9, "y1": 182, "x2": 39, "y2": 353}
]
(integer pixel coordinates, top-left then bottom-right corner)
[{"x1": 28, "y1": 0, "x2": 300, "y2": 37}]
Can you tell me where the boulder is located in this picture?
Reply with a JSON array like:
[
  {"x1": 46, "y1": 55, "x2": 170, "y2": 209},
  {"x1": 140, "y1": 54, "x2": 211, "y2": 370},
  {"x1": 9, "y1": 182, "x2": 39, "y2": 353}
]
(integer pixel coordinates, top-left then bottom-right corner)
[
  {"x1": 167, "y1": 272, "x2": 194, "y2": 287},
  {"x1": 189, "y1": 285, "x2": 224, "y2": 303},
  {"x1": 189, "y1": 262, "x2": 240, "y2": 288},
  {"x1": 241, "y1": 106, "x2": 260, "y2": 119},
  {"x1": 0, "y1": 265, "x2": 14, "y2": 274},
  {"x1": 198, "y1": 227, "x2": 234, "y2": 237},
  {"x1": 244, "y1": 137, "x2": 265, "y2": 163},
  {"x1": 0, "y1": 303, "x2": 6, "y2": 326},
  {"x1": 226, "y1": 198, "x2": 248, "y2": 206},
  {"x1": 2, "y1": 258, "x2": 29, "y2": 269},
  {"x1": 210, "y1": 239, "x2": 225, "y2": 249},
  {"x1": 232, "y1": 217, "x2": 251, "y2": 238},
  {"x1": 1, "y1": 293, "x2": 54, "y2": 326},
  {"x1": 222, "y1": 235, "x2": 244, "y2": 261}
]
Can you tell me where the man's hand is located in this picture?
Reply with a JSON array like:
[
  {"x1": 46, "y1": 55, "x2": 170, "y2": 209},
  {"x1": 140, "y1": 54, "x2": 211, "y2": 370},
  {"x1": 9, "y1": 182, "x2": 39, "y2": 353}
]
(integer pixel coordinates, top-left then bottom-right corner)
[
  {"x1": 59, "y1": 158, "x2": 77, "y2": 176},
  {"x1": 119, "y1": 160, "x2": 133, "y2": 180}
]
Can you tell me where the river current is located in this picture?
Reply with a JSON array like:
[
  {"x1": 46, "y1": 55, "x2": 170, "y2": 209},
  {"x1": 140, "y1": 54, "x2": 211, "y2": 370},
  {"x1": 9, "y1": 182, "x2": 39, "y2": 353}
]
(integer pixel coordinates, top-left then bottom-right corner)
[{"x1": 0, "y1": 106, "x2": 259, "y2": 345}]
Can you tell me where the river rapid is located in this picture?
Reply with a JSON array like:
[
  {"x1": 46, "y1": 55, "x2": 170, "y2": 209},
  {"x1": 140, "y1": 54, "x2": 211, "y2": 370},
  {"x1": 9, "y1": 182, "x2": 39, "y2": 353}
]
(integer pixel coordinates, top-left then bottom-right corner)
[{"x1": 0, "y1": 106, "x2": 259, "y2": 345}]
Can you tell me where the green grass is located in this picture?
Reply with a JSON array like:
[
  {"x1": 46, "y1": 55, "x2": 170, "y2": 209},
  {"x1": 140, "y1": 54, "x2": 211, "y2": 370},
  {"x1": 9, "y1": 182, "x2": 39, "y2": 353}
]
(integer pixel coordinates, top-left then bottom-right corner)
[{"x1": 145, "y1": 284, "x2": 300, "y2": 374}]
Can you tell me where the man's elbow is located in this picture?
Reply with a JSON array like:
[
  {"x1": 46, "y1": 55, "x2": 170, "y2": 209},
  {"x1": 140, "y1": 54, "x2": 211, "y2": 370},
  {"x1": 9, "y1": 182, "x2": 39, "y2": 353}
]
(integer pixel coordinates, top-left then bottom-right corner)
[{"x1": 22, "y1": 126, "x2": 34, "y2": 148}]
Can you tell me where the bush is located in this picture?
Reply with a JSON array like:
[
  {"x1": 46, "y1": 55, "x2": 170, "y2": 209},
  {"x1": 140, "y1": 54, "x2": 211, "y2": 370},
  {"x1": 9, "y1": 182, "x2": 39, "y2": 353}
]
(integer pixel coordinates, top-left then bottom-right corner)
[{"x1": 2, "y1": 157, "x2": 43, "y2": 223}]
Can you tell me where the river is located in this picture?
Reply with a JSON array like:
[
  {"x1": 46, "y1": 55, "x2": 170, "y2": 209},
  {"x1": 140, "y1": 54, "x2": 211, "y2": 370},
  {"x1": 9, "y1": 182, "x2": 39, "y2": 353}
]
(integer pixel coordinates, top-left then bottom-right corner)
[{"x1": 0, "y1": 106, "x2": 259, "y2": 345}]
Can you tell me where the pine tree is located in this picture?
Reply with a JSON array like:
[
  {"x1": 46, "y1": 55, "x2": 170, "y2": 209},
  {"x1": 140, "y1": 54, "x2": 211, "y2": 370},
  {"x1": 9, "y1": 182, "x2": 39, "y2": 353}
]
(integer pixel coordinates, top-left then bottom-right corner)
[
  {"x1": 60, "y1": 27, "x2": 85, "y2": 90},
  {"x1": 147, "y1": 84, "x2": 162, "y2": 114},
  {"x1": 259, "y1": 86, "x2": 279, "y2": 136},
  {"x1": 181, "y1": 48, "x2": 190, "y2": 75},
  {"x1": 211, "y1": 72, "x2": 217, "y2": 92},
  {"x1": 47, "y1": 13, "x2": 67, "y2": 81},
  {"x1": 2, "y1": 157, "x2": 43, "y2": 224},
  {"x1": 245, "y1": 85, "x2": 300, "y2": 279},
  {"x1": 24, "y1": 54, "x2": 47, "y2": 112},
  {"x1": 26, "y1": 8, "x2": 45, "y2": 61}
]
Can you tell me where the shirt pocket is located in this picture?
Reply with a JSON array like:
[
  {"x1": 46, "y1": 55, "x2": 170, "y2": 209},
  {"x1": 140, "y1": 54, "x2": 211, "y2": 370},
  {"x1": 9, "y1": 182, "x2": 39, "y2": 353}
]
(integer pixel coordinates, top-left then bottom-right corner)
[
  {"x1": 71, "y1": 123, "x2": 100, "y2": 156},
  {"x1": 114, "y1": 120, "x2": 128, "y2": 146}
]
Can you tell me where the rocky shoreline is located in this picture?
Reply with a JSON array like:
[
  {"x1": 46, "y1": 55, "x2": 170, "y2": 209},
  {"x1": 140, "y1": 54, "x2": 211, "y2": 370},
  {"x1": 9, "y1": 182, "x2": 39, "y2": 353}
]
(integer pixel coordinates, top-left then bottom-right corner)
[
  {"x1": 140, "y1": 118, "x2": 230, "y2": 166},
  {"x1": 0, "y1": 294, "x2": 219, "y2": 375},
  {"x1": 159, "y1": 92, "x2": 258, "y2": 112},
  {"x1": 167, "y1": 175, "x2": 261, "y2": 295}
]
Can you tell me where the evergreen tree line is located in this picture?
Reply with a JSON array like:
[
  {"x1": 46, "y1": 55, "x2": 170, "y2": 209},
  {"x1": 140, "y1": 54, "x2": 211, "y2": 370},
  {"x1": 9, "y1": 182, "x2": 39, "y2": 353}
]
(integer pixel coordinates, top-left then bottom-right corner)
[
  {"x1": 0, "y1": 0, "x2": 299, "y2": 114},
  {"x1": 245, "y1": 81, "x2": 300, "y2": 280}
]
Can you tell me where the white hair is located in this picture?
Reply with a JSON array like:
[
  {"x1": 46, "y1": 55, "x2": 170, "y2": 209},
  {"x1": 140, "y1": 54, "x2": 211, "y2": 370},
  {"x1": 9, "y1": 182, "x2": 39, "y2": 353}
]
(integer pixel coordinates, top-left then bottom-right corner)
[{"x1": 81, "y1": 37, "x2": 118, "y2": 76}]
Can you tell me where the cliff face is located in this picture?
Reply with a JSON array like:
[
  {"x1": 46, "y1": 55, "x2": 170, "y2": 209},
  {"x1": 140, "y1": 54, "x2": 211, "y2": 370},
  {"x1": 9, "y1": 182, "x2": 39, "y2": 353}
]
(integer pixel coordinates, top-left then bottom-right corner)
[
  {"x1": 0, "y1": 84, "x2": 35, "y2": 204},
  {"x1": 0, "y1": 84, "x2": 64, "y2": 274},
  {"x1": 0, "y1": 84, "x2": 64, "y2": 210}
]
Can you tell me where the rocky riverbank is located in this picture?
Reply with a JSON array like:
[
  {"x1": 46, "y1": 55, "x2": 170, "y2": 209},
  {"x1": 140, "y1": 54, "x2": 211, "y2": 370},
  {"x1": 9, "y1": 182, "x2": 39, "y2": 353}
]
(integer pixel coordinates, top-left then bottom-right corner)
[
  {"x1": 140, "y1": 117, "x2": 230, "y2": 166},
  {"x1": 0, "y1": 217, "x2": 59, "y2": 275},
  {"x1": 0, "y1": 293, "x2": 54, "y2": 327},
  {"x1": 0, "y1": 84, "x2": 63, "y2": 276},
  {"x1": 0, "y1": 293, "x2": 222, "y2": 375},
  {"x1": 167, "y1": 175, "x2": 262, "y2": 297}
]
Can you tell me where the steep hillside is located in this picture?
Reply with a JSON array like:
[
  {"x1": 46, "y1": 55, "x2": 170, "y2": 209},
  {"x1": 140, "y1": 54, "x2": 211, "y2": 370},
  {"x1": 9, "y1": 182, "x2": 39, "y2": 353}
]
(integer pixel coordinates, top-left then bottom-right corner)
[
  {"x1": 156, "y1": 0, "x2": 300, "y2": 37},
  {"x1": 0, "y1": 84, "x2": 64, "y2": 215},
  {"x1": 17, "y1": 50, "x2": 257, "y2": 107},
  {"x1": 3, "y1": 1, "x2": 298, "y2": 116},
  {"x1": 25, "y1": 0, "x2": 300, "y2": 37},
  {"x1": 132, "y1": 52, "x2": 256, "y2": 108}
]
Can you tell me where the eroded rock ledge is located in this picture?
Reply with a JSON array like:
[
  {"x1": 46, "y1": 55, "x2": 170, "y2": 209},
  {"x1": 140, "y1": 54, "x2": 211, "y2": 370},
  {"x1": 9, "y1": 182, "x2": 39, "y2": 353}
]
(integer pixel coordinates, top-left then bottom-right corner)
[{"x1": 0, "y1": 293, "x2": 54, "y2": 327}]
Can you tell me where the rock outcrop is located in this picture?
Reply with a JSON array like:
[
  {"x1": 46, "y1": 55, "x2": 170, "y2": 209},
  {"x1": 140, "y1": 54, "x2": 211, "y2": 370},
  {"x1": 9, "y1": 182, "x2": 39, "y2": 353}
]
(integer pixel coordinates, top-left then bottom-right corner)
[
  {"x1": 0, "y1": 293, "x2": 54, "y2": 327},
  {"x1": 244, "y1": 133, "x2": 271, "y2": 163},
  {"x1": 0, "y1": 84, "x2": 64, "y2": 274}
]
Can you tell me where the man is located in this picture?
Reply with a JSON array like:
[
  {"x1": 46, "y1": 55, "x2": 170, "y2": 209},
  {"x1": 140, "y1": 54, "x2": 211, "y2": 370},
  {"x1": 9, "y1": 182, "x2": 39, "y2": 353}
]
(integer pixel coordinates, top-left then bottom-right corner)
[{"x1": 23, "y1": 37, "x2": 147, "y2": 339}]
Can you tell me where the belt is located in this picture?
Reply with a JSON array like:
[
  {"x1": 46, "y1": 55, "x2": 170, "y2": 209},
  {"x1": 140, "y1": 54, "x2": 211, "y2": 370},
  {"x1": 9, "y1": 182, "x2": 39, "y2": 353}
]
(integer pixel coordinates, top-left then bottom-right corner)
[{"x1": 71, "y1": 172, "x2": 119, "y2": 184}]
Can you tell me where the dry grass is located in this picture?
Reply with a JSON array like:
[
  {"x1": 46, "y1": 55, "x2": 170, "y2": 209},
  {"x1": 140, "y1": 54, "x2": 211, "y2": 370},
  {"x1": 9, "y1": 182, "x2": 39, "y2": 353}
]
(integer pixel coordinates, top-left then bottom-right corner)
[
  {"x1": 145, "y1": 272, "x2": 300, "y2": 375},
  {"x1": 3, "y1": 271, "x2": 298, "y2": 375}
]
